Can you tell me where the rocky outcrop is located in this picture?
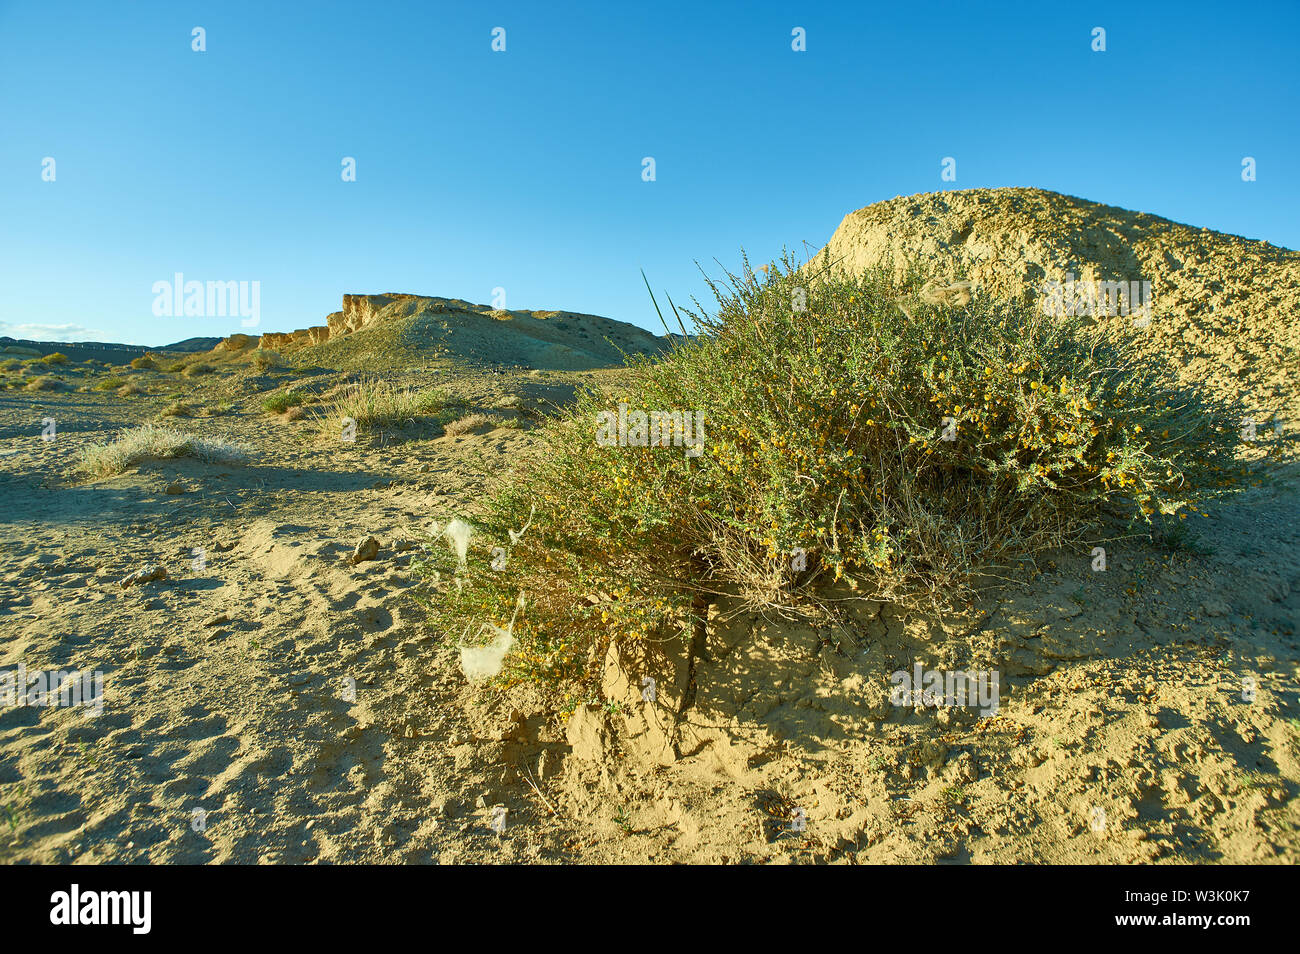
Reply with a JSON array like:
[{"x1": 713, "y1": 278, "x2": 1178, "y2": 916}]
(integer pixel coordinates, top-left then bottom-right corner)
[
  {"x1": 213, "y1": 333, "x2": 257, "y2": 353},
  {"x1": 259, "y1": 332, "x2": 294, "y2": 349}
]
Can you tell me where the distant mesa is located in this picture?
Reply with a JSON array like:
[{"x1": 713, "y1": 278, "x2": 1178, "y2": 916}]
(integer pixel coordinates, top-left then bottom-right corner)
[{"x1": 232, "y1": 292, "x2": 669, "y2": 370}]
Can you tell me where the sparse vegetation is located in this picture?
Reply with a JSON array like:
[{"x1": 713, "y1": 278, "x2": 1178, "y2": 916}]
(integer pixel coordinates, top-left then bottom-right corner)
[
  {"x1": 0, "y1": 359, "x2": 20, "y2": 371},
  {"x1": 262, "y1": 390, "x2": 307, "y2": 415},
  {"x1": 93, "y1": 376, "x2": 128, "y2": 391},
  {"x1": 443, "y1": 412, "x2": 496, "y2": 436},
  {"x1": 78, "y1": 424, "x2": 251, "y2": 478},
  {"x1": 420, "y1": 258, "x2": 1254, "y2": 693},
  {"x1": 251, "y1": 349, "x2": 281, "y2": 372},
  {"x1": 40, "y1": 352, "x2": 68, "y2": 365},
  {"x1": 160, "y1": 401, "x2": 193, "y2": 417},
  {"x1": 183, "y1": 362, "x2": 214, "y2": 378},
  {"x1": 130, "y1": 355, "x2": 157, "y2": 370},
  {"x1": 315, "y1": 377, "x2": 446, "y2": 438},
  {"x1": 116, "y1": 382, "x2": 146, "y2": 397},
  {"x1": 24, "y1": 376, "x2": 61, "y2": 391}
]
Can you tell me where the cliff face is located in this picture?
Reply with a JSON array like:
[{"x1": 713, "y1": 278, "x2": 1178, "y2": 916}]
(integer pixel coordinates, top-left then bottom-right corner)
[
  {"x1": 329, "y1": 294, "x2": 433, "y2": 336},
  {"x1": 808, "y1": 187, "x2": 1300, "y2": 414}
]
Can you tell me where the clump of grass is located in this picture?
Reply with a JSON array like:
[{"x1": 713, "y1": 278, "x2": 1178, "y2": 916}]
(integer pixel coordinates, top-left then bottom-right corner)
[
  {"x1": 315, "y1": 377, "x2": 446, "y2": 439},
  {"x1": 130, "y1": 355, "x2": 157, "y2": 370},
  {"x1": 262, "y1": 390, "x2": 306, "y2": 414},
  {"x1": 93, "y1": 376, "x2": 128, "y2": 391},
  {"x1": 40, "y1": 352, "x2": 68, "y2": 365},
  {"x1": 79, "y1": 424, "x2": 251, "y2": 478},
  {"x1": 25, "y1": 375, "x2": 62, "y2": 391},
  {"x1": 166, "y1": 362, "x2": 186, "y2": 373},
  {"x1": 419, "y1": 256, "x2": 1255, "y2": 693},
  {"x1": 183, "y1": 362, "x2": 214, "y2": 378},
  {"x1": 160, "y1": 401, "x2": 193, "y2": 417},
  {"x1": 443, "y1": 412, "x2": 497, "y2": 436},
  {"x1": 251, "y1": 349, "x2": 280, "y2": 372},
  {"x1": 0, "y1": 359, "x2": 20, "y2": 371},
  {"x1": 117, "y1": 382, "x2": 146, "y2": 397}
]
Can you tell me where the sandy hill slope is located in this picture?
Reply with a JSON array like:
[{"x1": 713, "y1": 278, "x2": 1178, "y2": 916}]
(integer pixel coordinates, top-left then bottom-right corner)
[
  {"x1": 808, "y1": 188, "x2": 1299, "y2": 418},
  {"x1": 240, "y1": 293, "x2": 668, "y2": 372}
]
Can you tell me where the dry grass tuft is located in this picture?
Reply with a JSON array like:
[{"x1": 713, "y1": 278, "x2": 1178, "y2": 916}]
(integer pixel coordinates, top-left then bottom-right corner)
[
  {"x1": 314, "y1": 377, "x2": 446, "y2": 440},
  {"x1": 79, "y1": 424, "x2": 251, "y2": 478}
]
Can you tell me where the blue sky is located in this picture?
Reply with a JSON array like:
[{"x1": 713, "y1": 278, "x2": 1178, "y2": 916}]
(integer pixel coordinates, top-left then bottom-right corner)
[{"x1": 1, "y1": 0, "x2": 1296, "y2": 346}]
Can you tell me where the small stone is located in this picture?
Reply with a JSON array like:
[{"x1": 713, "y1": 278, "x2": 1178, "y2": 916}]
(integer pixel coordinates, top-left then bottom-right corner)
[
  {"x1": 120, "y1": 564, "x2": 168, "y2": 588},
  {"x1": 348, "y1": 536, "x2": 381, "y2": 566},
  {"x1": 1201, "y1": 599, "x2": 1230, "y2": 618}
]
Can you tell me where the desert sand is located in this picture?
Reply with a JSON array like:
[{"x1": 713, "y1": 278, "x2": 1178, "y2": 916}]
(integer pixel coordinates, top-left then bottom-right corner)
[{"x1": 1, "y1": 189, "x2": 1296, "y2": 864}]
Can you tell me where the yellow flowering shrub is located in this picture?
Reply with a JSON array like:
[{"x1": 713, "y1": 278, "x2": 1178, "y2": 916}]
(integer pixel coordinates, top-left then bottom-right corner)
[{"x1": 419, "y1": 256, "x2": 1268, "y2": 694}]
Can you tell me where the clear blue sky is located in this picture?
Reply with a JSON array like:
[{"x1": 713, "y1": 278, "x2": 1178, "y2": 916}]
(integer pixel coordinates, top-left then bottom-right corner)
[{"x1": 1, "y1": 0, "x2": 1296, "y2": 346}]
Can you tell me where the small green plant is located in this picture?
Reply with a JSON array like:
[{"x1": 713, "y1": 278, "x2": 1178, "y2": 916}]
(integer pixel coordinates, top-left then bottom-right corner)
[
  {"x1": 40, "y1": 352, "x2": 68, "y2": 365},
  {"x1": 262, "y1": 390, "x2": 306, "y2": 414},
  {"x1": 1159, "y1": 522, "x2": 1213, "y2": 556},
  {"x1": 2, "y1": 787, "x2": 27, "y2": 831},
  {"x1": 183, "y1": 362, "x2": 214, "y2": 377},
  {"x1": 160, "y1": 401, "x2": 192, "y2": 417},
  {"x1": 130, "y1": 355, "x2": 157, "y2": 370},
  {"x1": 613, "y1": 806, "x2": 633, "y2": 834},
  {"x1": 93, "y1": 376, "x2": 128, "y2": 391}
]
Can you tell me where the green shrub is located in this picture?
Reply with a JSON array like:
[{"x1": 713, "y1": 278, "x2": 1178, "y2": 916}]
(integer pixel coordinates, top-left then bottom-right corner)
[
  {"x1": 182, "y1": 362, "x2": 214, "y2": 377},
  {"x1": 40, "y1": 352, "x2": 68, "y2": 365},
  {"x1": 93, "y1": 376, "x2": 128, "y2": 391},
  {"x1": 418, "y1": 257, "x2": 1257, "y2": 693},
  {"x1": 130, "y1": 355, "x2": 157, "y2": 370},
  {"x1": 262, "y1": 390, "x2": 306, "y2": 414}
]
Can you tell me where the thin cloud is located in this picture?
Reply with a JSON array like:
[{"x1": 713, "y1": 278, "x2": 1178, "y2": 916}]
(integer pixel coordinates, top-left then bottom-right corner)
[{"x1": 0, "y1": 321, "x2": 107, "y2": 343}]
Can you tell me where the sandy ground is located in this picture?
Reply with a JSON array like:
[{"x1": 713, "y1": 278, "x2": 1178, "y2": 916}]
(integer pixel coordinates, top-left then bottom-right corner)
[{"x1": 0, "y1": 362, "x2": 1296, "y2": 864}]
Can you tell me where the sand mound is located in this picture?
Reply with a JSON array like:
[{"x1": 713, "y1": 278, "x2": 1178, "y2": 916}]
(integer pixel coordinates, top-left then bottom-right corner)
[{"x1": 807, "y1": 188, "x2": 1299, "y2": 418}]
